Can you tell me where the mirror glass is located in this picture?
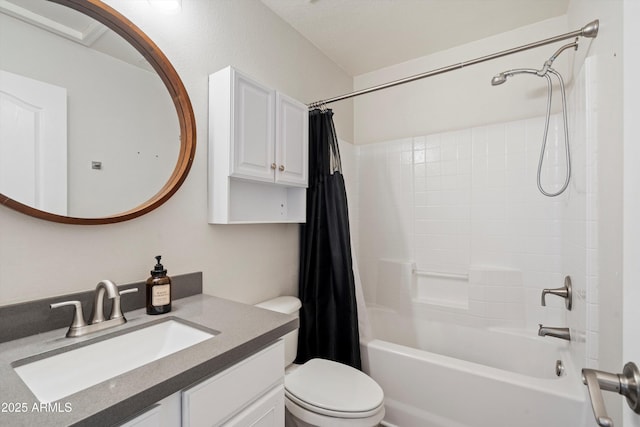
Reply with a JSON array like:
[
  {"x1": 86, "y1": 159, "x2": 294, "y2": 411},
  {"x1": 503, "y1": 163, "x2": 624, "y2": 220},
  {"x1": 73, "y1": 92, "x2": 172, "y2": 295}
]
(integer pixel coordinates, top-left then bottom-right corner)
[{"x1": 0, "y1": 0, "x2": 187, "y2": 221}]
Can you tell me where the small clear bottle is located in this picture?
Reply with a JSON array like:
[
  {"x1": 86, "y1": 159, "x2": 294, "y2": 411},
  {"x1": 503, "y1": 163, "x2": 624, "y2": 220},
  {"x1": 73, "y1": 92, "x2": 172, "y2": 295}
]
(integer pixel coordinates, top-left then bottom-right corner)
[{"x1": 146, "y1": 255, "x2": 172, "y2": 315}]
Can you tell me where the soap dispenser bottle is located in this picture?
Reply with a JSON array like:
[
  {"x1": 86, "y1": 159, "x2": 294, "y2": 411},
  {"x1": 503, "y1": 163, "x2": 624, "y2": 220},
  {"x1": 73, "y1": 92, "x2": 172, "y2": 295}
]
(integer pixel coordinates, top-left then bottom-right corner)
[{"x1": 146, "y1": 255, "x2": 172, "y2": 315}]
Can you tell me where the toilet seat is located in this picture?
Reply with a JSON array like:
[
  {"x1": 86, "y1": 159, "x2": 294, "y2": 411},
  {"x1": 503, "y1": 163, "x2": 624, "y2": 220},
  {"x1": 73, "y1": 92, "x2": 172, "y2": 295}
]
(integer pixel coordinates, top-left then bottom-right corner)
[
  {"x1": 285, "y1": 390, "x2": 384, "y2": 419},
  {"x1": 284, "y1": 358, "x2": 384, "y2": 419}
]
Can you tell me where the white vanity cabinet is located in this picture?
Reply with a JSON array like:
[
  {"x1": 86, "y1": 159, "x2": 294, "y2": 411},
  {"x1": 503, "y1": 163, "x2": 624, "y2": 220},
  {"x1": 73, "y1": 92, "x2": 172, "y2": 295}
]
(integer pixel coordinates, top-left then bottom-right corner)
[
  {"x1": 209, "y1": 66, "x2": 308, "y2": 224},
  {"x1": 118, "y1": 395, "x2": 181, "y2": 427},
  {"x1": 182, "y1": 341, "x2": 285, "y2": 427},
  {"x1": 119, "y1": 341, "x2": 284, "y2": 427}
]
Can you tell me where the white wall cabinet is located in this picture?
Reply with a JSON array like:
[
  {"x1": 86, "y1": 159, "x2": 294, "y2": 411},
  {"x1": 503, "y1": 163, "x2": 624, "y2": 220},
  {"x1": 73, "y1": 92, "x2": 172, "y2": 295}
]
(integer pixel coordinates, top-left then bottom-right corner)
[
  {"x1": 209, "y1": 66, "x2": 308, "y2": 224},
  {"x1": 118, "y1": 341, "x2": 284, "y2": 427}
]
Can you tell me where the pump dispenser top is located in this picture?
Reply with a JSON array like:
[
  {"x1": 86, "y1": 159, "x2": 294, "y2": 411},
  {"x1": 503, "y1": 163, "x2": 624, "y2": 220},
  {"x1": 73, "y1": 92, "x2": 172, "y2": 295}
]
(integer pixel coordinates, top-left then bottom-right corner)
[{"x1": 151, "y1": 255, "x2": 167, "y2": 277}]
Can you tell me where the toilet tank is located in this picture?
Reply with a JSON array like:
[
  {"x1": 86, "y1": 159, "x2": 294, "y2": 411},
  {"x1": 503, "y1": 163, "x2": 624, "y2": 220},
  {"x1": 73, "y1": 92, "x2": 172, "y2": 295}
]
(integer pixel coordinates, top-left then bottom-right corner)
[{"x1": 255, "y1": 296, "x2": 301, "y2": 366}]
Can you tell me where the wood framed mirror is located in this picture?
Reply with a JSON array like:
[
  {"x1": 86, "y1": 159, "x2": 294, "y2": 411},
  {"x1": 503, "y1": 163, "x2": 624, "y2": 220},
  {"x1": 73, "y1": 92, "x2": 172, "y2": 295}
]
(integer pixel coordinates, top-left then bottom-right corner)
[{"x1": 0, "y1": 0, "x2": 196, "y2": 224}]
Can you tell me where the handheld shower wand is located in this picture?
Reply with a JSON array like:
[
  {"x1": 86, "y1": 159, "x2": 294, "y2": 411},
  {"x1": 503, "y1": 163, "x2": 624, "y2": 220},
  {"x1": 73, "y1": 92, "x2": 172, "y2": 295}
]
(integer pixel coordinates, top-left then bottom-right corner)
[
  {"x1": 490, "y1": 41, "x2": 576, "y2": 197},
  {"x1": 491, "y1": 68, "x2": 539, "y2": 86}
]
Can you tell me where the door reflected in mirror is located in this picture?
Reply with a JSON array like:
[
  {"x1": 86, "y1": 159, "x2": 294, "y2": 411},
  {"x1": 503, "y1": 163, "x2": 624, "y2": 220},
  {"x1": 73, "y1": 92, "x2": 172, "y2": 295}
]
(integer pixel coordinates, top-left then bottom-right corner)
[{"x1": 0, "y1": 0, "x2": 182, "y2": 219}]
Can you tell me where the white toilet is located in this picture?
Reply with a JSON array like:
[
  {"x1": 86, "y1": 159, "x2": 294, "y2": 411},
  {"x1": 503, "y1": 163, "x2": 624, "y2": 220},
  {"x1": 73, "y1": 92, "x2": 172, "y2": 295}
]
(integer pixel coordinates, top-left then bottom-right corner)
[{"x1": 255, "y1": 296, "x2": 385, "y2": 427}]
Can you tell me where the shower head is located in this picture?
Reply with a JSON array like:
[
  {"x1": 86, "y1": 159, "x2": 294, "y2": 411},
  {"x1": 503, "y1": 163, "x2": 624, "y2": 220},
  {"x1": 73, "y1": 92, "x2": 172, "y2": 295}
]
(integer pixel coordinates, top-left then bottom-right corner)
[
  {"x1": 490, "y1": 68, "x2": 538, "y2": 86},
  {"x1": 491, "y1": 73, "x2": 508, "y2": 86}
]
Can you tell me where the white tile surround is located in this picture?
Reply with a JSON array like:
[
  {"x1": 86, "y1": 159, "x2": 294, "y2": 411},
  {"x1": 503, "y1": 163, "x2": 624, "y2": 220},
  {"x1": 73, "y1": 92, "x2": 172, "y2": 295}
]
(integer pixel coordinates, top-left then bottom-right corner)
[{"x1": 351, "y1": 58, "x2": 598, "y2": 368}]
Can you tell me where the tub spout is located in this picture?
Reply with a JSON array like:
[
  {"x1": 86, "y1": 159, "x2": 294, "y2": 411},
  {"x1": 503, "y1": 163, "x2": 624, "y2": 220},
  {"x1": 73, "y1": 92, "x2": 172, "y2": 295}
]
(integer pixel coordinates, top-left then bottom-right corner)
[{"x1": 538, "y1": 324, "x2": 571, "y2": 341}]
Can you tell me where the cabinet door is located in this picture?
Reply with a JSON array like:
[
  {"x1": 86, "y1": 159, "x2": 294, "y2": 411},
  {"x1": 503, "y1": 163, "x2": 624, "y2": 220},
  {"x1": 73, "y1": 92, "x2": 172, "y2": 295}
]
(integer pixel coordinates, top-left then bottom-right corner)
[
  {"x1": 275, "y1": 93, "x2": 308, "y2": 187},
  {"x1": 231, "y1": 72, "x2": 275, "y2": 183},
  {"x1": 117, "y1": 393, "x2": 181, "y2": 427},
  {"x1": 118, "y1": 405, "x2": 161, "y2": 427},
  {"x1": 182, "y1": 341, "x2": 284, "y2": 427},
  {"x1": 223, "y1": 385, "x2": 284, "y2": 427}
]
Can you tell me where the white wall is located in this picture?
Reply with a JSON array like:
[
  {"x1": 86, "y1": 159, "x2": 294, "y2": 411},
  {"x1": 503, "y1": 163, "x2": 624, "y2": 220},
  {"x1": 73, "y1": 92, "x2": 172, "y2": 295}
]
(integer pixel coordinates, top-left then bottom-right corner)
[
  {"x1": 623, "y1": 3, "x2": 640, "y2": 427},
  {"x1": 0, "y1": 0, "x2": 353, "y2": 306},
  {"x1": 353, "y1": 16, "x2": 570, "y2": 144},
  {"x1": 567, "y1": 0, "x2": 624, "y2": 424},
  {"x1": 561, "y1": 54, "x2": 597, "y2": 379}
]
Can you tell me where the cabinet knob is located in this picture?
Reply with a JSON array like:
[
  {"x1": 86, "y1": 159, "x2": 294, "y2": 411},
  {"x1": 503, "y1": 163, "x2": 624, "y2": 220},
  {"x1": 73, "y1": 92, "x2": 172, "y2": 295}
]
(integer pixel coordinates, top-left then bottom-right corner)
[
  {"x1": 271, "y1": 163, "x2": 276, "y2": 170},
  {"x1": 279, "y1": 165, "x2": 285, "y2": 172}
]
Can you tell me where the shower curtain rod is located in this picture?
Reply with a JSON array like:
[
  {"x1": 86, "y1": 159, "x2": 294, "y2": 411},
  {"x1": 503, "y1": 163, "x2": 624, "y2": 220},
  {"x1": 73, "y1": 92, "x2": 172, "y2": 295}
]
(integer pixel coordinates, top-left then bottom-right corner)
[{"x1": 307, "y1": 19, "x2": 599, "y2": 109}]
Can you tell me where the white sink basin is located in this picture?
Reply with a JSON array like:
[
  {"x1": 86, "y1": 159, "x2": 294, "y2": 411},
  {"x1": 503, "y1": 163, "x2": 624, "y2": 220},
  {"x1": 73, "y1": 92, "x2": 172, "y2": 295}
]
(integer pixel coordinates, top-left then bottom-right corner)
[{"x1": 14, "y1": 319, "x2": 216, "y2": 403}]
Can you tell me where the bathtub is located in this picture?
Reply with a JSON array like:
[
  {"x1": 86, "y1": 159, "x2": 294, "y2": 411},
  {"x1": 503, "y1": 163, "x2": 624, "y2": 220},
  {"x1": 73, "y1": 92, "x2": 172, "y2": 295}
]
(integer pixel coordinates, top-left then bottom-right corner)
[{"x1": 360, "y1": 306, "x2": 588, "y2": 427}]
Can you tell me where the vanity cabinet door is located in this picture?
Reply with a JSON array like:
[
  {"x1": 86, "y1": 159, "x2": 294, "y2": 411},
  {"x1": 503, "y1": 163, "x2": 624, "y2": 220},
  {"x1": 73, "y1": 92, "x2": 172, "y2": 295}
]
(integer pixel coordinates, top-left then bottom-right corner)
[
  {"x1": 117, "y1": 393, "x2": 181, "y2": 427},
  {"x1": 118, "y1": 405, "x2": 162, "y2": 427},
  {"x1": 275, "y1": 92, "x2": 308, "y2": 188},
  {"x1": 181, "y1": 341, "x2": 284, "y2": 427},
  {"x1": 230, "y1": 71, "x2": 276, "y2": 183},
  {"x1": 223, "y1": 385, "x2": 284, "y2": 427}
]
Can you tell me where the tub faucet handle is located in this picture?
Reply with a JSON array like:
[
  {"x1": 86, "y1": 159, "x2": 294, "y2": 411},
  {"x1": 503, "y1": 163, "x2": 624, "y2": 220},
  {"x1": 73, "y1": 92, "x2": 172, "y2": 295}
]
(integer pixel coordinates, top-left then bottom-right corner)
[
  {"x1": 541, "y1": 275, "x2": 572, "y2": 310},
  {"x1": 582, "y1": 362, "x2": 640, "y2": 427}
]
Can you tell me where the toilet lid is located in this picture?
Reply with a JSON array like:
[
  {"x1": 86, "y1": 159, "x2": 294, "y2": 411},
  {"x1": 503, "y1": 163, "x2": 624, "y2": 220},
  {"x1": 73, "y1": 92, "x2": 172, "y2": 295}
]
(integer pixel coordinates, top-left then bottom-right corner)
[{"x1": 285, "y1": 359, "x2": 384, "y2": 414}]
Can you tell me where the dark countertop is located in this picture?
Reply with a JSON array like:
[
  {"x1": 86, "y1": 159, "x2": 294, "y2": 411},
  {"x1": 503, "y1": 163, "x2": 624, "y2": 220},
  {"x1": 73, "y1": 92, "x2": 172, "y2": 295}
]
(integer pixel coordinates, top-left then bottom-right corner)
[{"x1": 0, "y1": 294, "x2": 297, "y2": 426}]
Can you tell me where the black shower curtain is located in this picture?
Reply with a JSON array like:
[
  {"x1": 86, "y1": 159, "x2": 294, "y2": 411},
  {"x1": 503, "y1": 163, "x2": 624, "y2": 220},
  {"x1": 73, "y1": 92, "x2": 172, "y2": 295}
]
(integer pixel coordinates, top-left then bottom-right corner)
[{"x1": 296, "y1": 108, "x2": 361, "y2": 370}]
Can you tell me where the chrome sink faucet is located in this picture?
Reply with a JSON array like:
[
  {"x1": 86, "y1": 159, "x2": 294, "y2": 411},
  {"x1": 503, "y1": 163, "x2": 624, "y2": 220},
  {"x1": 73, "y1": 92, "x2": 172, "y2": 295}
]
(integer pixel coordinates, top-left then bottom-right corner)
[
  {"x1": 50, "y1": 280, "x2": 138, "y2": 338},
  {"x1": 538, "y1": 324, "x2": 571, "y2": 341},
  {"x1": 91, "y1": 280, "x2": 121, "y2": 323}
]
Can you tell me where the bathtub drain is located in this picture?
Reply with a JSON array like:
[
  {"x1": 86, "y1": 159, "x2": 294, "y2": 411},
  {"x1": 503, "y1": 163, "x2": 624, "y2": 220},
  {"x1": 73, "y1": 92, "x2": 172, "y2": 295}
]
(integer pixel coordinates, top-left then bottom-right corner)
[{"x1": 555, "y1": 360, "x2": 565, "y2": 377}]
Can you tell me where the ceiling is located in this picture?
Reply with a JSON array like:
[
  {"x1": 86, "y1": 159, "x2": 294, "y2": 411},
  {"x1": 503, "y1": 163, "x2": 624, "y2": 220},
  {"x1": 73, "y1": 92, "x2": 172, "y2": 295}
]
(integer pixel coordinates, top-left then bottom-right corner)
[
  {"x1": 1, "y1": 0, "x2": 107, "y2": 45},
  {"x1": 1, "y1": 0, "x2": 152, "y2": 71},
  {"x1": 261, "y1": 0, "x2": 570, "y2": 76}
]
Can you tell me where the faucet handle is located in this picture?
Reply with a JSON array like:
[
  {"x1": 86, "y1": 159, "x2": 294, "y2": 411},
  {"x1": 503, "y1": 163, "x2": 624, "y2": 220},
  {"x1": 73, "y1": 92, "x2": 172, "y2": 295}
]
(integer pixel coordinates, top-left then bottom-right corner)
[
  {"x1": 110, "y1": 287, "x2": 138, "y2": 320},
  {"x1": 50, "y1": 301, "x2": 87, "y2": 335},
  {"x1": 119, "y1": 288, "x2": 139, "y2": 296},
  {"x1": 541, "y1": 275, "x2": 572, "y2": 310}
]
